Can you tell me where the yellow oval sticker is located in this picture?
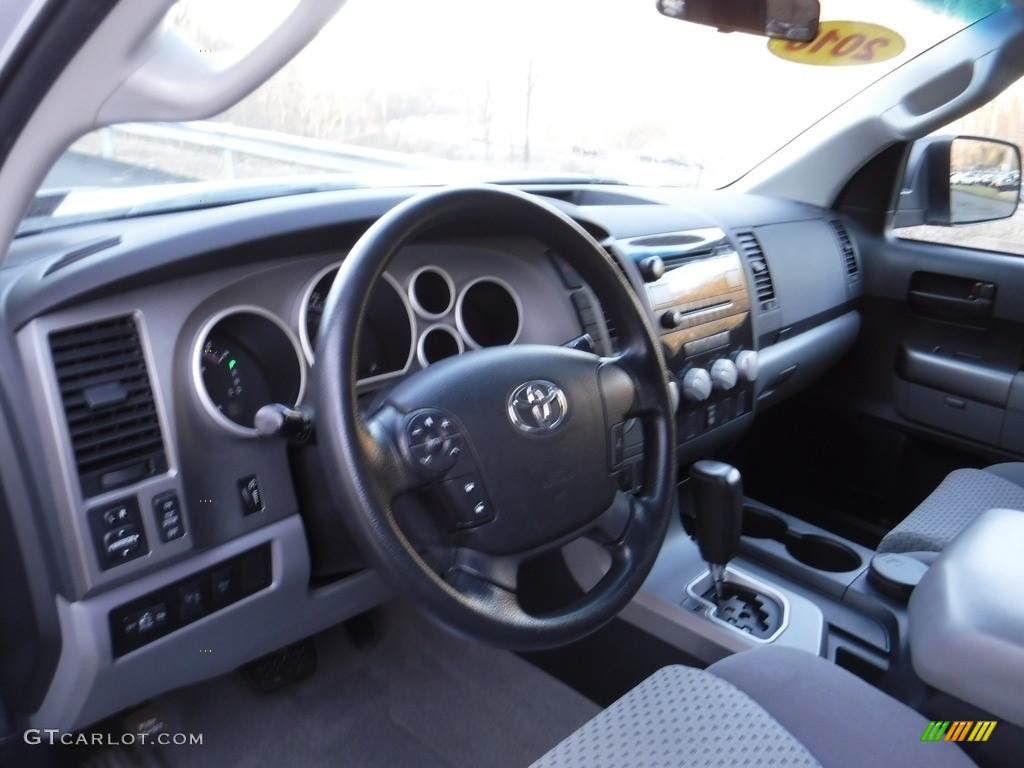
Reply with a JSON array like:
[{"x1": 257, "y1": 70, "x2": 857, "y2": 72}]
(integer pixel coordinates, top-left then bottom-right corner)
[{"x1": 768, "y1": 21, "x2": 906, "y2": 67}]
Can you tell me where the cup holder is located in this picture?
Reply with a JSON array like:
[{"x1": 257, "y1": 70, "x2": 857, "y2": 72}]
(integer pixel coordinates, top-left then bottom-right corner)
[
  {"x1": 785, "y1": 533, "x2": 862, "y2": 572},
  {"x1": 742, "y1": 507, "x2": 788, "y2": 540},
  {"x1": 743, "y1": 506, "x2": 863, "y2": 573}
]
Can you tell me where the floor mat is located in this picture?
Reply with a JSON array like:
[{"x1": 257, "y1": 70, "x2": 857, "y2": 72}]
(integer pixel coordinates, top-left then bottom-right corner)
[{"x1": 110, "y1": 600, "x2": 599, "y2": 768}]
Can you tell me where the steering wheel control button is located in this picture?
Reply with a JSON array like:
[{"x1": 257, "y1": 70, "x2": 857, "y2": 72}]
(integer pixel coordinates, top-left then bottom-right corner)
[
  {"x1": 440, "y1": 473, "x2": 494, "y2": 528},
  {"x1": 238, "y1": 475, "x2": 265, "y2": 515},
  {"x1": 152, "y1": 491, "x2": 186, "y2": 542},
  {"x1": 89, "y1": 497, "x2": 149, "y2": 570},
  {"x1": 507, "y1": 381, "x2": 568, "y2": 434},
  {"x1": 404, "y1": 409, "x2": 463, "y2": 475}
]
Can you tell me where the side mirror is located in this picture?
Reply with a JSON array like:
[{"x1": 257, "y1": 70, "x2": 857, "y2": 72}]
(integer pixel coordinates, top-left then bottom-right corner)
[
  {"x1": 656, "y1": 0, "x2": 819, "y2": 42},
  {"x1": 895, "y1": 136, "x2": 1021, "y2": 228}
]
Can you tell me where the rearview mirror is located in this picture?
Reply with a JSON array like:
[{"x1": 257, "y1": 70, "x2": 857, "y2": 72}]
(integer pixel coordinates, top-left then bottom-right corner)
[
  {"x1": 657, "y1": 0, "x2": 820, "y2": 41},
  {"x1": 894, "y1": 136, "x2": 1021, "y2": 228}
]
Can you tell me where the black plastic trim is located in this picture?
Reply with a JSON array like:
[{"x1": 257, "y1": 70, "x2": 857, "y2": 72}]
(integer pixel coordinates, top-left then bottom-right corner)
[{"x1": 758, "y1": 300, "x2": 858, "y2": 348}]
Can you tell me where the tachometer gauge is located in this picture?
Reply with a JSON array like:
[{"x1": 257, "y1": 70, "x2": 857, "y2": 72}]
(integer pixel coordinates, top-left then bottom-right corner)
[{"x1": 300, "y1": 267, "x2": 414, "y2": 384}]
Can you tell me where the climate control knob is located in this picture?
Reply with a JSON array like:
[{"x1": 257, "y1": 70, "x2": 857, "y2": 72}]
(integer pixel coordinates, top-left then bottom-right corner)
[
  {"x1": 710, "y1": 359, "x2": 738, "y2": 391},
  {"x1": 682, "y1": 367, "x2": 713, "y2": 403},
  {"x1": 733, "y1": 350, "x2": 759, "y2": 382}
]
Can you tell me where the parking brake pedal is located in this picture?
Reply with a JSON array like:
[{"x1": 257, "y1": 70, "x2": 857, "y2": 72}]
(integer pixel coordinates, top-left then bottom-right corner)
[{"x1": 244, "y1": 638, "x2": 317, "y2": 693}]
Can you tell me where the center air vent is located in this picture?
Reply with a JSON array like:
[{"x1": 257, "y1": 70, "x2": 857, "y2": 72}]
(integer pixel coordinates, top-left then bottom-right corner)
[
  {"x1": 735, "y1": 231, "x2": 777, "y2": 311},
  {"x1": 830, "y1": 220, "x2": 860, "y2": 279},
  {"x1": 50, "y1": 316, "x2": 167, "y2": 498}
]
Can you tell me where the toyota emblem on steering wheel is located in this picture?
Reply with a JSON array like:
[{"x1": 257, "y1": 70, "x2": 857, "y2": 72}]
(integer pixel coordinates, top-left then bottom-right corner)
[{"x1": 507, "y1": 380, "x2": 568, "y2": 433}]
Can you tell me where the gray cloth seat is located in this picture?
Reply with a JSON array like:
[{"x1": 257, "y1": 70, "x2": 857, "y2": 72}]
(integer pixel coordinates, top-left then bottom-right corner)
[
  {"x1": 532, "y1": 645, "x2": 975, "y2": 768},
  {"x1": 878, "y1": 462, "x2": 1024, "y2": 554}
]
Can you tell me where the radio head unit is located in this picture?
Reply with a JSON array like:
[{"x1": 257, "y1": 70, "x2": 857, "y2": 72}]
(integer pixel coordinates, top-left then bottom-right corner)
[{"x1": 618, "y1": 228, "x2": 757, "y2": 443}]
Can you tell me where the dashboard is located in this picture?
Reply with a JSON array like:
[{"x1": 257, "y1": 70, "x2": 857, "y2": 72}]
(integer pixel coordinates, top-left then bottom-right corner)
[{"x1": 0, "y1": 183, "x2": 862, "y2": 730}]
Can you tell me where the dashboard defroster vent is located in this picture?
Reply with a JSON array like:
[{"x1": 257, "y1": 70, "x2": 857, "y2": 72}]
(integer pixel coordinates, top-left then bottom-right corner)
[
  {"x1": 736, "y1": 231, "x2": 777, "y2": 310},
  {"x1": 830, "y1": 220, "x2": 859, "y2": 278},
  {"x1": 50, "y1": 316, "x2": 167, "y2": 498}
]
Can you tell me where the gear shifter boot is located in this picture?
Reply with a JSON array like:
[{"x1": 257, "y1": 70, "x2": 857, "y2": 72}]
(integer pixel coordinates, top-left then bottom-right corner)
[{"x1": 700, "y1": 583, "x2": 783, "y2": 640}]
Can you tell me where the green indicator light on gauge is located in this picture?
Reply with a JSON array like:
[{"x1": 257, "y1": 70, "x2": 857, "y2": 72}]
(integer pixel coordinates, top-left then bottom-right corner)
[{"x1": 228, "y1": 359, "x2": 237, "y2": 370}]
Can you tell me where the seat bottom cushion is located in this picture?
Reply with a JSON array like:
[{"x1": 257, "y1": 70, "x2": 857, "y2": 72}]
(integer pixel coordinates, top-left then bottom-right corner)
[
  {"x1": 709, "y1": 646, "x2": 974, "y2": 768},
  {"x1": 533, "y1": 646, "x2": 976, "y2": 768},
  {"x1": 530, "y1": 663, "x2": 822, "y2": 767},
  {"x1": 878, "y1": 465, "x2": 1024, "y2": 553}
]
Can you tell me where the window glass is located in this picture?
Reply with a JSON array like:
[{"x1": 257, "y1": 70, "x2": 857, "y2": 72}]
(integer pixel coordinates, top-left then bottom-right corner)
[{"x1": 893, "y1": 76, "x2": 1024, "y2": 256}]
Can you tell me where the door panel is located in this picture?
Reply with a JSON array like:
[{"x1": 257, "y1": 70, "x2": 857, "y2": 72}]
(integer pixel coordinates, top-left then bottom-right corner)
[{"x1": 839, "y1": 226, "x2": 1024, "y2": 459}]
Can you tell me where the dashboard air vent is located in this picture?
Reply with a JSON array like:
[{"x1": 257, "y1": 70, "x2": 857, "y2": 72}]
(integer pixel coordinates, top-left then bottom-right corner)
[
  {"x1": 735, "y1": 231, "x2": 777, "y2": 310},
  {"x1": 598, "y1": 244, "x2": 630, "y2": 352},
  {"x1": 830, "y1": 220, "x2": 859, "y2": 278},
  {"x1": 49, "y1": 316, "x2": 167, "y2": 498},
  {"x1": 602, "y1": 309, "x2": 619, "y2": 347}
]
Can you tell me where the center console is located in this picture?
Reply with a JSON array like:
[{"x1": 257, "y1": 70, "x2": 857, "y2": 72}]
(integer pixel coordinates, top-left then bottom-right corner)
[{"x1": 563, "y1": 460, "x2": 916, "y2": 698}]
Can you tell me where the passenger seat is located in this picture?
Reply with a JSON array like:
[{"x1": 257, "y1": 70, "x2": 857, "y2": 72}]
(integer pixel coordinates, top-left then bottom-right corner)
[{"x1": 877, "y1": 463, "x2": 1024, "y2": 553}]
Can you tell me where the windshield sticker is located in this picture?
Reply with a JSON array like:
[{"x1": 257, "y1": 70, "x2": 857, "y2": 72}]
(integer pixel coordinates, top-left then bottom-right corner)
[{"x1": 768, "y1": 21, "x2": 906, "y2": 66}]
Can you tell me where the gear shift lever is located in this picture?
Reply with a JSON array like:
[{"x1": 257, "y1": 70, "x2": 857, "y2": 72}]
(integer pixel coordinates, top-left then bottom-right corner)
[{"x1": 689, "y1": 461, "x2": 744, "y2": 603}]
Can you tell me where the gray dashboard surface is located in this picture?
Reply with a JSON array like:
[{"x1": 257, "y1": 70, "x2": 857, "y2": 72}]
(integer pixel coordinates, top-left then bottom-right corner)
[{"x1": 752, "y1": 221, "x2": 849, "y2": 328}]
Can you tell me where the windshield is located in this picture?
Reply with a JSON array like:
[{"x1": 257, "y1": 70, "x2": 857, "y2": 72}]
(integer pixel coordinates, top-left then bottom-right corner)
[{"x1": 29, "y1": 0, "x2": 1003, "y2": 229}]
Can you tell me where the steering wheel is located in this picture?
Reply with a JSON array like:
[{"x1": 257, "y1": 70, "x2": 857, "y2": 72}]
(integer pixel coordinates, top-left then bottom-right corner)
[{"x1": 315, "y1": 185, "x2": 676, "y2": 650}]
